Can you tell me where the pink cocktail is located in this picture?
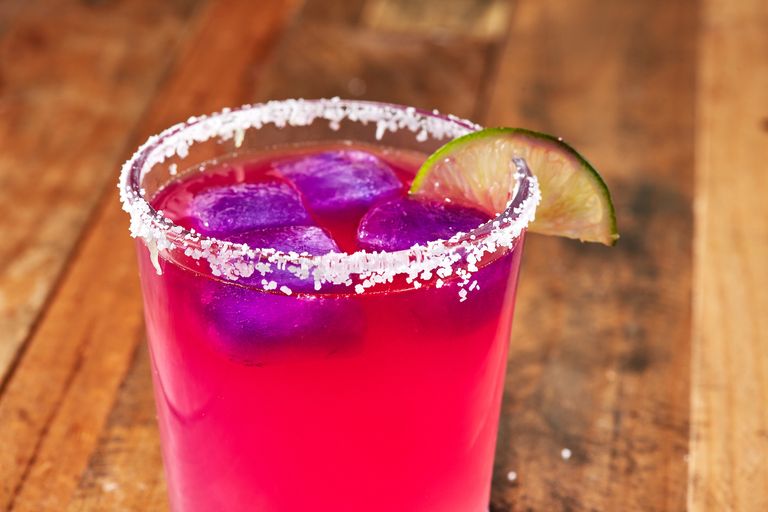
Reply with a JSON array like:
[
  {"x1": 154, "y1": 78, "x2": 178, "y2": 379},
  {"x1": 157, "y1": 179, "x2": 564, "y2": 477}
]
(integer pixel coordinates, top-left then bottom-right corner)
[{"x1": 119, "y1": 99, "x2": 538, "y2": 512}]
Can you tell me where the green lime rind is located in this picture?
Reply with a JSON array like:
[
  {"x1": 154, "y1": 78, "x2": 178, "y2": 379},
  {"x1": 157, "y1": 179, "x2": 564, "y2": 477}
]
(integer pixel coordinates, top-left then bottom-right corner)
[{"x1": 410, "y1": 127, "x2": 619, "y2": 246}]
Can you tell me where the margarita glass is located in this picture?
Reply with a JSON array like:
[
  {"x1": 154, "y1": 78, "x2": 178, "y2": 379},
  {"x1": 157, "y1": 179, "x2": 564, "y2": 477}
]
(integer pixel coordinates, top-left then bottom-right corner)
[{"x1": 119, "y1": 99, "x2": 539, "y2": 512}]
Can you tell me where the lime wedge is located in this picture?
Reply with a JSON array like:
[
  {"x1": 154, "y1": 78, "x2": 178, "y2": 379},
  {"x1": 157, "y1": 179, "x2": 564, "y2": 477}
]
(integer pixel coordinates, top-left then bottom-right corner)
[{"x1": 410, "y1": 128, "x2": 618, "y2": 245}]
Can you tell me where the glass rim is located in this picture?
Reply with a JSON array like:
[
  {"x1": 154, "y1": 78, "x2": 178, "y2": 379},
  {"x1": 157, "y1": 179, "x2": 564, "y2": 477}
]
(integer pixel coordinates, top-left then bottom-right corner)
[{"x1": 118, "y1": 98, "x2": 540, "y2": 296}]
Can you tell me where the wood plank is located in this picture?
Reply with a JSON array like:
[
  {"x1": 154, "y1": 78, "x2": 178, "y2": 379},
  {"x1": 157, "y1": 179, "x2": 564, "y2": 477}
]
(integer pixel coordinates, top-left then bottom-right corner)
[
  {"x1": 483, "y1": 1, "x2": 696, "y2": 510},
  {"x1": 361, "y1": 0, "x2": 511, "y2": 39},
  {"x1": 255, "y1": 21, "x2": 491, "y2": 118},
  {"x1": 1, "y1": 197, "x2": 145, "y2": 512},
  {"x1": 67, "y1": 344, "x2": 168, "y2": 512},
  {"x1": 689, "y1": 0, "x2": 768, "y2": 510},
  {"x1": 0, "y1": 0, "x2": 201, "y2": 387},
  {"x1": 0, "y1": 1, "x2": 300, "y2": 510}
]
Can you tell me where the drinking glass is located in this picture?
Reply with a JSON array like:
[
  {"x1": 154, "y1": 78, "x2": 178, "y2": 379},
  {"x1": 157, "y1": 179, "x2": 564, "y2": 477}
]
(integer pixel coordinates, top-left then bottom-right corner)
[{"x1": 119, "y1": 99, "x2": 538, "y2": 512}]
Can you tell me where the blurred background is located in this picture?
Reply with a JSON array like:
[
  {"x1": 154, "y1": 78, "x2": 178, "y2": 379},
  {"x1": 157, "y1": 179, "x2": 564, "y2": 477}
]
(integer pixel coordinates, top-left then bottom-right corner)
[{"x1": 0, "y1": 0, "x2": 765, "y2": 511}]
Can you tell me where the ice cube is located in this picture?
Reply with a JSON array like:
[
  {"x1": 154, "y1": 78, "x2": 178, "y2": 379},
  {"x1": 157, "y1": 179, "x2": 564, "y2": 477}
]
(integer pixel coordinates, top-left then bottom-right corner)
[
  {"x1": 275, "y1": 150, "x2": 402, "y2": 214},
  {"x1": 357, "y1": 197, "x2": 491, "y2": 251},
  {"x1": 183, "y1": 181, "x2": 312, "y2": 236},
  {"x1": 197, "y1": 224, "x2": 359, "y2": 364},
  {"x1": 225, "y1": 225, "x2": 340, "y2": 292},
  {"x1": 201, "y1": 285, "x2": 359, "y2": 364}
]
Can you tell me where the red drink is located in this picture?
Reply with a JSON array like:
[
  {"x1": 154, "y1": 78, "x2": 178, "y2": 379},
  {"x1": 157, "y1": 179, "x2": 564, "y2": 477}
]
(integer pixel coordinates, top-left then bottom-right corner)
[{"x1": 120, "y1": 100, "x2": 538, "y2": 512}]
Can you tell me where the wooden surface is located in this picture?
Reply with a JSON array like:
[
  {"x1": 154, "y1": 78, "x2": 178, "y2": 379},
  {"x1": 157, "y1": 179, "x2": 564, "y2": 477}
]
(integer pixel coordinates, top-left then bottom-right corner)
[
  {"x1": 689, "y1": 0, "x2": 768, "y2": 510},
  {"x1": 0, "y1": 0, "x2": 765, "y2": 510}
]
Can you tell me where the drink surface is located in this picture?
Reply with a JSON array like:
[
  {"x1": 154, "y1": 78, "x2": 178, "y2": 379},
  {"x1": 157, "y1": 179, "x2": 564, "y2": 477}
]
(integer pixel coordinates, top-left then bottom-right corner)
[
  {"x1": 139, "y1": 142, "x2": 524, "y2": 511},
  {"x1": 153, "y1": 141, "x2": 491, "y2": 263}
]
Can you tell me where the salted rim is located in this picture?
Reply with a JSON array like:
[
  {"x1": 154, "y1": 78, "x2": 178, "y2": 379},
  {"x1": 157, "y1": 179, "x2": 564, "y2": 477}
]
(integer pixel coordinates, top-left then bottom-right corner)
[{"x1": 118, "y1": 98, "x2": 540, "y2": 300}]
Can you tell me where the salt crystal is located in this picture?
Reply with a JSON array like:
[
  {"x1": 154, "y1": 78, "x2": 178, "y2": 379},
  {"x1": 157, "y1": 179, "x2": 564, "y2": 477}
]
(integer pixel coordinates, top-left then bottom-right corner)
[{"x1": 234, "y1": 127, "x2": 245, "y2": 148}]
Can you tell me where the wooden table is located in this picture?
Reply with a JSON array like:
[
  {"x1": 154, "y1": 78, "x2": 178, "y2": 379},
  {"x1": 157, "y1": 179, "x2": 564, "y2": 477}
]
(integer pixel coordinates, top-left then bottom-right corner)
[{"x1": 0, "y1": 1, "x2": 766, "y2": 510}]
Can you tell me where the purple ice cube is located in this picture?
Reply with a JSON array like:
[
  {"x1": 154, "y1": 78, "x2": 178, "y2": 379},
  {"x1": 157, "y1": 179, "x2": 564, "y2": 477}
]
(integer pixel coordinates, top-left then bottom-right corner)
[
  {"x1": 226, "y1": 225, "x2": 340, "y2": 256},
  {"x1": 225, "y1": 225, "x2": 340, "y2": 292},
  {"x1": 199, "y1": 226, "x2": 358, "y2": 363},
  {"x1": 201, "y1": 284, "x2": 361, "y2": 365},
  {"x1": 275, "y1": 150, "x2": 402, "y2": 214},
  {"x1": 357, "y1": 197, "x2": 491, "y2": 252},
  {"x1": 196, "y1": 223, "x2": 356, "y2": 364},
  {"x1": 183, "y1": 181, "x2": 312, "y2": 236}
]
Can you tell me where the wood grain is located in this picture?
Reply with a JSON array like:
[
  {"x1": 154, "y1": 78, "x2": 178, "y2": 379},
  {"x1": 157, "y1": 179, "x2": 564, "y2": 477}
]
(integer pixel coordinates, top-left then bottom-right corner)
[
  {"x1": 255, "y1": 21, "x2": 492, "y2": 119},
  {"x1": 0, "y1": 0, "x2": 201, "y2": 387},
  {"x1": 483, "y1": 1, "x2": 695, "y2": 510},
  {"x1": 689, "y1": 0, "x2": 768, "y2": 510},
  {"x1": 362, "y1": 0, "x2": 511, "y2": 39},
  {"x1": 0, "y1": 0, "x2": 300, "y2": 510},
  {"x1": 0, "y1": 192, "x2": 146, "y2": 512},
  {"x1": 0, "y1": 0, "x2": 765, "y2": 510},
  {"x1": 67, "y1": 344, "x2": 168, "y2": 512}
]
